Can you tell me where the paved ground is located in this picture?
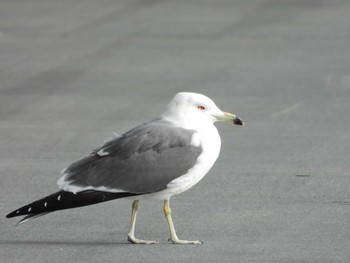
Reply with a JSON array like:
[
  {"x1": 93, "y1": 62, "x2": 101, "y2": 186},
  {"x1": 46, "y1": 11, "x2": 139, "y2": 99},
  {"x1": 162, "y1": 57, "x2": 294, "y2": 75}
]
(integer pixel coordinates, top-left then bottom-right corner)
[{"x1": 1, "y1": 0, "x2": 350, "y2": 262}]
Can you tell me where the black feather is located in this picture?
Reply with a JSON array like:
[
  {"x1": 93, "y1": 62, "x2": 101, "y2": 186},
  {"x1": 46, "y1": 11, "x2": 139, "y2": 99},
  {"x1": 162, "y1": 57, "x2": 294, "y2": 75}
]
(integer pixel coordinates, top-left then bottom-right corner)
[{"x1": 6, "y1": 190, "x2": 139, "y2": 219}]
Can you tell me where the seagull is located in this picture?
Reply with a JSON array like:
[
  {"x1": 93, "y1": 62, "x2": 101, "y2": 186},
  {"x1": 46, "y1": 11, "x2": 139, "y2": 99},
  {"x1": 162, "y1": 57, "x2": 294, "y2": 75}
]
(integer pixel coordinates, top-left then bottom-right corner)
[{"x1": 6, "y1": 92, "x2": 244, "y2": 245}]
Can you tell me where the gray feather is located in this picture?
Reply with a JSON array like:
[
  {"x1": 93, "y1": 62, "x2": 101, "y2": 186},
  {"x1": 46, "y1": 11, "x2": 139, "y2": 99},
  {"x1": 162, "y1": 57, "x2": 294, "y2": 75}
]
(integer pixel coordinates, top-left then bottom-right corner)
[{"x1": 61, "y1": 118, "x2": 202, "y2": 193}]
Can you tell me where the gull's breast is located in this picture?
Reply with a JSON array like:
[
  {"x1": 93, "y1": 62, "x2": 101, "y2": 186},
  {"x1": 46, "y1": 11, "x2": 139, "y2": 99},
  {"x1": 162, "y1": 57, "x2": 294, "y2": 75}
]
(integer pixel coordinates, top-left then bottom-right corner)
[{"x1": 149, "y1": 125, "x2": 221, "y2": 200}]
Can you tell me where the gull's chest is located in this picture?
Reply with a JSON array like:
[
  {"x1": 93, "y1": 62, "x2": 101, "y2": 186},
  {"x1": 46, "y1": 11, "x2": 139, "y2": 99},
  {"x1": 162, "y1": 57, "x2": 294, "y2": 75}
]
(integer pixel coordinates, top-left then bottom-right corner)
[
  {"x1": 163, "y1": 126, "x2": 221, "y2": 197},
  {"x1": 193, "y1": 126, "x2": 222, "y2": 175}
]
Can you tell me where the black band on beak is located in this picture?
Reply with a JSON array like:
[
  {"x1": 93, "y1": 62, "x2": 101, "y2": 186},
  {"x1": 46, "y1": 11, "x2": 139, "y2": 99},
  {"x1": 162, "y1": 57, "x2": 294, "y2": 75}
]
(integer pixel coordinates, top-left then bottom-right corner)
[{"x1": 233, "y1": 117, "x2": 244, "y2": 126}]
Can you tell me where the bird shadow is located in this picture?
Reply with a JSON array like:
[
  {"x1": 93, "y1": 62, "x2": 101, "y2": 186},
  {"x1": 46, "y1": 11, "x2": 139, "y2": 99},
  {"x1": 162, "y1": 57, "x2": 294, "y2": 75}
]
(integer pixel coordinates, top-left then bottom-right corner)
[
  {"x1": 0, "y1": 238, "x2": 173, "y2": 247},
  {"x1": 0, "y1": 239, "x2": 132, "y2": 247}
]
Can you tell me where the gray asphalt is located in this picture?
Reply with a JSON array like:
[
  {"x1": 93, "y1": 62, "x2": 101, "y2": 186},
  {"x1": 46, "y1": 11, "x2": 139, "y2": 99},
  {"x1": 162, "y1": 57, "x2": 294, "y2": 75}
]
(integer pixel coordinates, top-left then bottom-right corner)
[{"x1": 1, "y1": 0, "x2": 350, "y2": 262}]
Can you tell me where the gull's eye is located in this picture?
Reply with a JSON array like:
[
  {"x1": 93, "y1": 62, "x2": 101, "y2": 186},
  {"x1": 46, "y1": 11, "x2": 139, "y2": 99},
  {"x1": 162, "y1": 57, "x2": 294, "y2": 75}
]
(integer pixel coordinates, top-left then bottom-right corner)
[{"x1": 197, "y1": 105, "x2": 206, "y2": 110}]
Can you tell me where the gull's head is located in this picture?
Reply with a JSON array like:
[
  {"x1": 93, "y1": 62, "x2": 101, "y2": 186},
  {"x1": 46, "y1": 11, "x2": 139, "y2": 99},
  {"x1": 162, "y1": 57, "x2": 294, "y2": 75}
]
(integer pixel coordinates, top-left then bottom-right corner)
[{"x1": 161, "y1": 92, "x2": 244, "y2": 128}]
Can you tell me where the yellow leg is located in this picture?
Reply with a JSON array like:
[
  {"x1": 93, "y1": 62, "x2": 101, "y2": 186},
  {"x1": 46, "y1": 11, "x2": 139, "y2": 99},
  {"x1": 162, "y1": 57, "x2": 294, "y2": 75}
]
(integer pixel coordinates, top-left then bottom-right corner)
[
  {"x1": 127, "y1": 200, "x2": 158, "y2": 244},
  {"x1": 163, "y1": 199, "x2": 202, "y2": 245}
]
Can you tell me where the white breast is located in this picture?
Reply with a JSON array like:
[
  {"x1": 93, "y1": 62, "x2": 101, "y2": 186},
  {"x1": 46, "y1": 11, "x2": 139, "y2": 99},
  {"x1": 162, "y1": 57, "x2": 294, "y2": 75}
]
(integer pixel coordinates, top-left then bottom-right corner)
[{"x1": 149, "y1": 124, "x2": 221, "y2": 200}]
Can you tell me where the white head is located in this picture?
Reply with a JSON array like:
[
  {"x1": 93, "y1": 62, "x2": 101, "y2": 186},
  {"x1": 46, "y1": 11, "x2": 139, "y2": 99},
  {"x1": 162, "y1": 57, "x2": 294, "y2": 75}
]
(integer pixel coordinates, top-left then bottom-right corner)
[{"x1": 161, "y1": 92, "x2": 243, "y2": 129}]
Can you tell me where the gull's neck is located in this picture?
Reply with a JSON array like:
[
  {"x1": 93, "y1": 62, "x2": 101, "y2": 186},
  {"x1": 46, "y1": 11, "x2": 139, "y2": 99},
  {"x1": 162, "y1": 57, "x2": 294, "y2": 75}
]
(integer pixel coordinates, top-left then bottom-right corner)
[{"x1": 160, "y1": 112, "x2": 216, "y2": 132}]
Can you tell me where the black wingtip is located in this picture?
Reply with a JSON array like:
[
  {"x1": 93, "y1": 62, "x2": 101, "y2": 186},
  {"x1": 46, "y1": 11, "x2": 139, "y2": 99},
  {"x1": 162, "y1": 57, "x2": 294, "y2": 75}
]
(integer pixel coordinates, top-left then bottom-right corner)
[
  {"x1": 6, "y1": 190, "x2": 140, "y2": 220},
  {"x1": 6, "y1": 209, "x2": 21, "y2": 218},
  {"x1": 6, "y1": 213, "x2": 13, "y2": 218}
]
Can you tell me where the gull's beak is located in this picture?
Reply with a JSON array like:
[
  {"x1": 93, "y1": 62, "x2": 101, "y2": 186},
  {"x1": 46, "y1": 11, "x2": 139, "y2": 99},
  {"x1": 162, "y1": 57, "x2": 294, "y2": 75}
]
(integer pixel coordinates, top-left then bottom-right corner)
[{"x1": 216, "y1": 112, "x2": 245, "y2": 126}]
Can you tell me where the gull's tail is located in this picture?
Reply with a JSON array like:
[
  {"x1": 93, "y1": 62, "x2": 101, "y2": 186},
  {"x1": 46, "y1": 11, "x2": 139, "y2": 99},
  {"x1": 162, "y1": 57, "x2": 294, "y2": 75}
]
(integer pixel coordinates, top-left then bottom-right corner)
[{"x1": 6, "y1": 190, "x2": 139, "y2": 225}]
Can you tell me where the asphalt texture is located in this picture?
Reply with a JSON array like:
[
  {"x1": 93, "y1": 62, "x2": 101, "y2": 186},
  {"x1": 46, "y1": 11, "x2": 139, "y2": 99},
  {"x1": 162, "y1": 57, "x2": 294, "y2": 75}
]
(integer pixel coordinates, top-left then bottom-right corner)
[{"x1": 1, "y1": 0, "x2": 350, "y2": 262}]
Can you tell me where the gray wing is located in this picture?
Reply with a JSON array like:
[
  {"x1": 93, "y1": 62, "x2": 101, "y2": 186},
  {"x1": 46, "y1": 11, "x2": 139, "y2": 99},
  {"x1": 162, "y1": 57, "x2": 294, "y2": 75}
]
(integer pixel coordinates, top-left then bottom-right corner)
[{"x1": 58, "y1": 118, "x2": 202, "y2": 194}]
